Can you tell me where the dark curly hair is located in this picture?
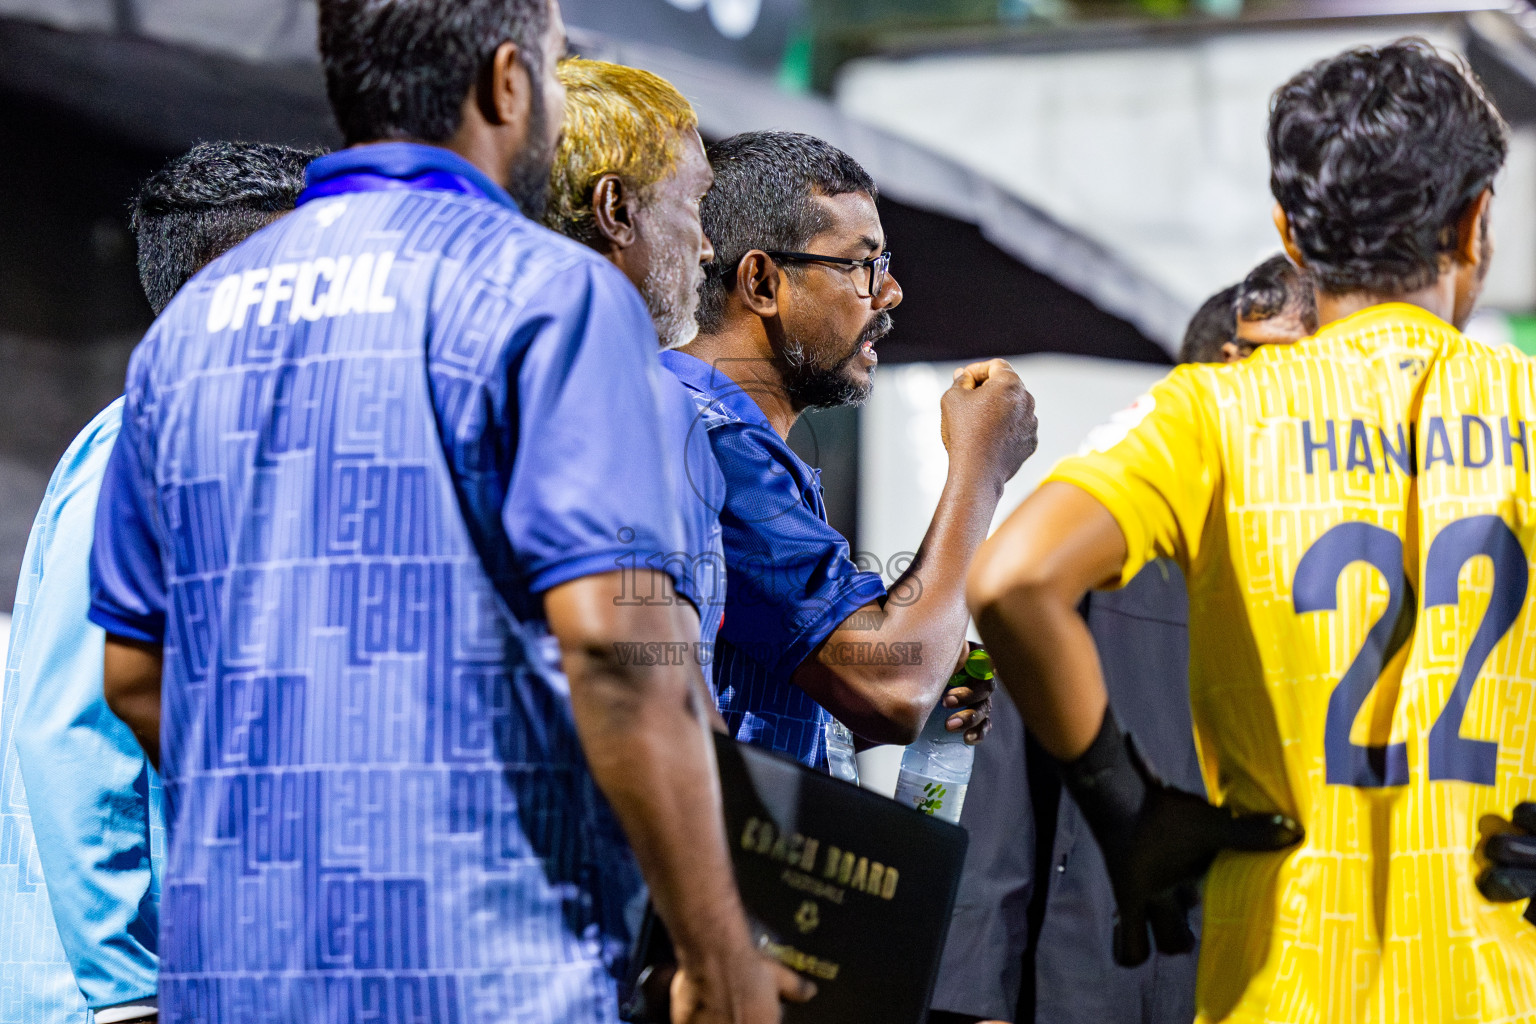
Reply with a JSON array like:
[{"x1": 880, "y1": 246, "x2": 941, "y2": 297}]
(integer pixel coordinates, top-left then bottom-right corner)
[
  {"x1": 1268, "y1": 39, "x2": 1508, "y2": 295},
  {"x1": 1179, "y1": 284, "x2": 1238, "y2": 365},
  {"x1": 132, "y1": 141, "x2": 314, "y2": 314},
  {"x1": 1236, "y1": 255, "x2": 1317, "y2": 335}
]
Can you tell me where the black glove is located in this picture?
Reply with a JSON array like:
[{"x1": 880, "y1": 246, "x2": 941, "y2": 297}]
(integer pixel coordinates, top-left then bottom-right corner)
[
  {"x1": 1057, "y1": 709, "x2": 1305, "y2": 967},
  {"x1": 1477, "y1": 802, "x2": 1536, "y2": 926}
]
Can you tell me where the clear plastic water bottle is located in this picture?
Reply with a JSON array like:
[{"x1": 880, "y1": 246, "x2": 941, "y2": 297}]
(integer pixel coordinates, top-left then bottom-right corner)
[{"x1": 892, "y1": 649, "x2": 992, "y2": 824}]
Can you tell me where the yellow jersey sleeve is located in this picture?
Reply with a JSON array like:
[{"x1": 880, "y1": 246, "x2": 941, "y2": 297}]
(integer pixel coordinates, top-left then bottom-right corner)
[{"x1": 1046, "y1": 367, "x2": 1221, "y2": 587}]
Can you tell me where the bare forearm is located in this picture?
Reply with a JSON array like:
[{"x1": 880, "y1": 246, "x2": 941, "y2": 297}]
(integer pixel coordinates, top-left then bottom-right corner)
[
  {"x1": 548, "y1": 574, "x2": 751, "y2": 970},
  {"x1": 966, "y1": 482, "x2": 1128, "y2": 761},
  {"x1": 803, "y1": 465, "x2": 1002, "y2": 742},
  {"x1": 569, "y1": 664, "x2": 750, "y2": 958},
  {"x1": 798, "y1": 358, "x2": 1036, "y2": 743},
  {"x1": 972, "y1": 587, "x2": 1108, "y2": 761},
  {"x1": 103, "y1": 636, "x2": 163, "y2": 772}
]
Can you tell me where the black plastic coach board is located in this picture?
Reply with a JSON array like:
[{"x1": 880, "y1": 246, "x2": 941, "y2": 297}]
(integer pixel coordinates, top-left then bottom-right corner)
[{"x1": 623, "y1": 732, "x2": 969, "y2": 1024}]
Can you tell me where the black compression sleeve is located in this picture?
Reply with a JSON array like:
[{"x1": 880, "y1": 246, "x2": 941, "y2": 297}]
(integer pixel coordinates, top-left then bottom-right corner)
[{"x1": 1055, "y1": 707, "x2": 1148, "y2": 847}]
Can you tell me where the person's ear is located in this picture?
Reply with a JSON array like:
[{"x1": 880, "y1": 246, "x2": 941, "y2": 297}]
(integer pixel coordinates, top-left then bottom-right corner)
[
  {"x1": 477, "y1": 41, "x2": 528, "y2": 127},
  {"x1": 1272, "y1": 204, "x2": 1309, "y2": 271},
  {"x1": 1456, "y1": 187, "x2": 1493, "y2": 267},
  {"x1": 734, "y1": 250, "x2": 780, "y2": 319},
  {"x1": 591, "y1": 175, "x2": 637, "y2": 250}
]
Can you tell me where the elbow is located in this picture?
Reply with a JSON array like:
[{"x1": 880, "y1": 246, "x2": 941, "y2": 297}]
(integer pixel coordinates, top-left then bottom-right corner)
[
  {"x1": 868, "y1": 697, "x2": 927, "y2": 747},
  {"x1": 889, "y1": 711, "x2": 926, "y2": 747},
  {"x1": 859, "y1": 720, "x2": 923, "y2": 749},
  {"x1": 819, "y1": 673, "x2": 928, "y2": 747},
  {"x1": 968, "y1": 542, "x2": 1044, "y2": 625},
  {"x1": 848, "y1": 677, "x2": 934, "y2": 747}
]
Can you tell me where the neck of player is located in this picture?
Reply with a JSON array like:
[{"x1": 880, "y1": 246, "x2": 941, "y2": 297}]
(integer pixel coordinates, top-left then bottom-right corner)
[{"x1": 1313, "y1": 271, "x2": 1464, "y2": 334}]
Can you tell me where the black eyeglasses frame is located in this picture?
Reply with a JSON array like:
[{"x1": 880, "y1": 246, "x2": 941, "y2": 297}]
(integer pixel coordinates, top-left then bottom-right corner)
[{"x1": 762, "y1": 250, "x2": 892, "y2": 298}]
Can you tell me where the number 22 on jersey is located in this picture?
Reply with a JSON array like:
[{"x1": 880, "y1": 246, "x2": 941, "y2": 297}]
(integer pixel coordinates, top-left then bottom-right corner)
[{"x1": 1293, "y1": 515, "x2": 1529, "y2": 789}]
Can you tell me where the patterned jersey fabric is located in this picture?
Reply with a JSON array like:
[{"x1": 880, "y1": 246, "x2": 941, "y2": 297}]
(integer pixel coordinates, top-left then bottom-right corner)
[
  {"x1": 655, "y1": 369, "x2": 727, "y2": 651},
  {"x1": 661, "y1": 350, "x2": 887, "y2": 769},
  {"x1": 88, "y1": 144, "x2": 693, "y2": 1024},
  {"x1": 1050, "y1": 303, "x2": 1536, "y2": 1023}
]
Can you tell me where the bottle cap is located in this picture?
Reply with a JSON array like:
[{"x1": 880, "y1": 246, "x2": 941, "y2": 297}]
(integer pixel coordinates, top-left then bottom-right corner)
[{"x1": 960, "y1": 648, "x2": 993, "y2": 681}]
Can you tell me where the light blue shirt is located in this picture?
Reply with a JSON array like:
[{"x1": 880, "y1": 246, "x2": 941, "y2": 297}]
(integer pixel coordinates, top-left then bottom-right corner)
[{"x1": 2, "y1": 398, "x2": 164, "y2": 1021}]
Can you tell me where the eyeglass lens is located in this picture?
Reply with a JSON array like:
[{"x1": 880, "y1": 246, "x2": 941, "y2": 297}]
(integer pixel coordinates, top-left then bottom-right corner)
[{"x1": 865, "y1": 253, "x2": 890, "y2": 297}]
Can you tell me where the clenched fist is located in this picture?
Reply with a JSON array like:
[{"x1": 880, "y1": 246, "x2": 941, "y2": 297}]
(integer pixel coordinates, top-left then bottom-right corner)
[{"x1": 940, "y1": 358, "x2": 1038, "y2": 492}]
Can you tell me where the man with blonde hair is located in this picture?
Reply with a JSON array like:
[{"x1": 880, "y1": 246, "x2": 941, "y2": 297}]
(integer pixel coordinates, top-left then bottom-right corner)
[
  {"x1": 543, "y1": 57, "x2": 728, "y2": 656},
  {"x1": 545, "y1": 58, "x2": 714, "y2": 350},
  {"x1": 544, "y1": 59, "x2": 812, "y2": 1015}
]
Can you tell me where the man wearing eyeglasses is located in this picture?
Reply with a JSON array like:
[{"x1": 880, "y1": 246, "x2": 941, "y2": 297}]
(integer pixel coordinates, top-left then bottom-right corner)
[{"x1": 663, "y1": 130, "x2": 1038, "y2": 773}]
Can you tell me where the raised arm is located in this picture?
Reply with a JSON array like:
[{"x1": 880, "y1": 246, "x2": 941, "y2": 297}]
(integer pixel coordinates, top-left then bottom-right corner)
[{"x1": 792, "y1": 359, "x2": 1037, "y2": 746}]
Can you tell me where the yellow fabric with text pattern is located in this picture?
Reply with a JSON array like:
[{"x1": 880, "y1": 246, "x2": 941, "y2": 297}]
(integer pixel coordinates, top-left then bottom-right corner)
[{"x1": 1048, "y1": 303, "x2": 1536, "y2": 1023}]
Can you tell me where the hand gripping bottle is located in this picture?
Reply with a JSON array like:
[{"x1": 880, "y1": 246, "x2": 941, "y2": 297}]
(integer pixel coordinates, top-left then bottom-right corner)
[{"x1": 892, "y1": 649, "x2": 992, "y2": 823}]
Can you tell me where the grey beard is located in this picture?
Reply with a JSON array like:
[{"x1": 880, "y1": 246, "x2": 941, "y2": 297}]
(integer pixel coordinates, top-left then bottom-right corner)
[
  {"x1": 659, "y1": 317, "x2": 700, "y2": 350},
  {"x1": 642, "y1": 245, "x2": 703, "y2": 349}
]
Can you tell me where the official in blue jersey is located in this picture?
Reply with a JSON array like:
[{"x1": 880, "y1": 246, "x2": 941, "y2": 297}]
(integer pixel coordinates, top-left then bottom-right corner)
[
  {"x1": 543, "y1": 59, "x2": 726, "y2": 651},
  {"x1": 668, "y1": 131, "x2": 1036, "y2": 770},
  {"x1": 89, "y1": 3, "x2": 805, "y2": 1023},
  {"x1": 0, "y1": 142, "x2": 309, "y2": 1024}
]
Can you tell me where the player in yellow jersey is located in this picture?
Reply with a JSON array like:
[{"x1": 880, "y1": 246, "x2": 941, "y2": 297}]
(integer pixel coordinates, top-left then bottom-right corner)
[{"x1": 966, "y1": 40, "x2": 1536, "y2": 1024}]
